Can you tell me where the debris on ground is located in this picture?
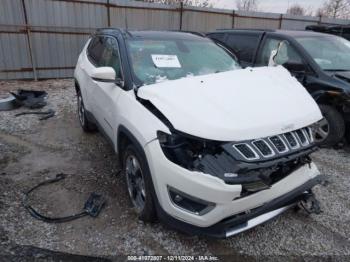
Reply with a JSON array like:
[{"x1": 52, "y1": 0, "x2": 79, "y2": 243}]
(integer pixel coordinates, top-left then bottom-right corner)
[
  {"x1": 10, "y1": 89, "x2": 48, "y2": 109},
  {"x1": 23, "y1": 173, "x2": 106, "y2": 223},
  {"x1": 15, "y1": 109, "x2": 56, "y2": 121}
]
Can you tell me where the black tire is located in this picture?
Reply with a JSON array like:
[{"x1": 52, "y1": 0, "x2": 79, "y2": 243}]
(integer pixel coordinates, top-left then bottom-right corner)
[
  {"x1": 345, "y1": 123, "x2": 350, "y2": 145},
  {"x1": 76, "y1": 90, "x2": 96, "y2": 132},
  {"x1": 122, "y1": 143, "x2": 157, "y2": 222},
  {"x1": 316, "y1": 104, "x2": 345, "y2": 147}
]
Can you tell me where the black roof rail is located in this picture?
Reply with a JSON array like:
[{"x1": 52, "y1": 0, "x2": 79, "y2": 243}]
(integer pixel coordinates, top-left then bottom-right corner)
[
  {"x1": 95, "y1": 27, "x2": 123, "y2": 35},
  {"x1": 215, "y1": 28, "x2": 275, "y2": 32},
  {"x1": 167, "y1": 30, "x2": 206, "y2": 37}
]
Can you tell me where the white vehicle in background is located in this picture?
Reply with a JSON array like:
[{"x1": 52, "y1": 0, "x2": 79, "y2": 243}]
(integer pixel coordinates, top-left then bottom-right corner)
[{"x1": 74, "y1": 29, "x2": 323, "y2": 238}]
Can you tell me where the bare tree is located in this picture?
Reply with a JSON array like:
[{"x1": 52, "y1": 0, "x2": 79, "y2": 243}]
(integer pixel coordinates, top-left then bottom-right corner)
[
  {"x1": 140, "y1": 0, "x2": 212, "y2": 7},
  {"x1": 318, "y1": 0, "x2": 350, "y2": 18},
  {"x1": 236, "y1": 0, "x2": 259, "y2": 11},
  {"x1": 286, "y1": 4, "x2": 306, "y2": 16}
]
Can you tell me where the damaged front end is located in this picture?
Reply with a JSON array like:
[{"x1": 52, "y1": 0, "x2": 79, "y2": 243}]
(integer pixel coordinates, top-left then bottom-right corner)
[{"x1": 158, "y1": 126, "x2": 318, "y2": 197}]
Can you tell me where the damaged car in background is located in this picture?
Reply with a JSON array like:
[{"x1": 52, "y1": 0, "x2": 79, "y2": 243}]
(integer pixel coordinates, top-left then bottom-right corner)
[{"x1": 74, "y1": 29, "x2": 324, "y2": 238}]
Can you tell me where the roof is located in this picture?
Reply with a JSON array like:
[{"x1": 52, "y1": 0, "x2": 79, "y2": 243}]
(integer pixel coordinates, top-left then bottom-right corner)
[
  {"x1": 273, "y1": 30, "x2": 334, "y2": 37},
  {"x1": 208, "y1": 28, "x2": 334, "y2": 38},
  {"x1": 95, "y1": 28, "x2": 207, "y2": 40}
]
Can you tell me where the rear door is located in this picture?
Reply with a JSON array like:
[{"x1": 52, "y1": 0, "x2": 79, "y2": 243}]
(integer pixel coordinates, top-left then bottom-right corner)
[{"x1": 223, "y1": 32, "x2": 263, "y2": 67}]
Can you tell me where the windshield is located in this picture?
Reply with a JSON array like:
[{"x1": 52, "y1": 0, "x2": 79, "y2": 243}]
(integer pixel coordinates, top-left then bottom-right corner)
[
  {"x1": 126, "y1": 38, "x2": 240, "y2": 85},
  {"x1": 296, "y1": 35, "x2": 350, "y2": 71}
]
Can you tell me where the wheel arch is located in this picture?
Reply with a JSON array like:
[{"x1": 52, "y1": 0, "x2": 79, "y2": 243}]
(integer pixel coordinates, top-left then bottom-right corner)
[
  {"x1": 116, "y1": 125, "x2": 160, "y2": 212},
  {"x1": 74, "y1": 79, "x2": 80, "y2": 94},
  {"x1": 311, "y1": 90, "x2": 346, "y2": 109},
  {"x1": 117, "y1": 125, "x2": 147, "y2": 168}
]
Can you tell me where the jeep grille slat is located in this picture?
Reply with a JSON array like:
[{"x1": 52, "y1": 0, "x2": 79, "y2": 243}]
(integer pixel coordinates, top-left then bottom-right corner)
[
  {"x1": 233, "y1": 144, "x2": 259, "y2": 160},
  {"x1": 232, "y1": 126, "x2": 314, "y2": 161},
  {"x1": 296, "y1": 129, "x2": 308, "y2": 145},
  {"x1": 269, "y1": 136, "x2": 288, "y2": 153},
  {"x1": 284, "y1": 132, "x2": 299, "y2": 149},
  {"x1": 252, "y1": 140, "x2": 274, "y2": 157}
]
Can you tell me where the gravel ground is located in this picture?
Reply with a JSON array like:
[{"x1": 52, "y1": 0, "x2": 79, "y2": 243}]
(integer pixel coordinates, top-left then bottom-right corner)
[{"x1": 0, "y1": 79, "x2": 350, "y2": 261}]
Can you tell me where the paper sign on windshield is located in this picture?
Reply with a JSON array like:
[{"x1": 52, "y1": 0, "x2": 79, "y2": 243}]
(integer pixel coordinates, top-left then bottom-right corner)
[{"x1": 151, "y1": 54, "x2": 181, "y2": 68}]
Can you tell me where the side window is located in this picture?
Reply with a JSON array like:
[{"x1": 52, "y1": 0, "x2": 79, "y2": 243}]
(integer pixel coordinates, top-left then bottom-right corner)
[
  {"x1": 87, "y1": 36, "x2": 105, "y2": 65},
  {"x1": 99, "y1": 37, "x2": 122, "y2": 79},
  {"x1": 257, "y1": 38, "x2": 303, "y2": 67},
  {"x1": 225, "y1": 34, "x2": 260, "y2": 64}
]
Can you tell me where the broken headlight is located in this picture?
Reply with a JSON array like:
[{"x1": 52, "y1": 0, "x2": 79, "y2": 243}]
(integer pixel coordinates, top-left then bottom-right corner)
[{"x1": 157, "y1": 131, "x2": 223, "y2": 169}]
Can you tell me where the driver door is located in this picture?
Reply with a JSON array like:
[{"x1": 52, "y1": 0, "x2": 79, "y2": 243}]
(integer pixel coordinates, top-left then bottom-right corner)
[{"x1": 91, "y1": 36, "x2": 124, "y2": 142}]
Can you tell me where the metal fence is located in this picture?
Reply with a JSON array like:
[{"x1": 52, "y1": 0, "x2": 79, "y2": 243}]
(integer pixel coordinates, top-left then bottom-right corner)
[{"x1": 1, "y1": 0, "x2": 350, "y2": 80}]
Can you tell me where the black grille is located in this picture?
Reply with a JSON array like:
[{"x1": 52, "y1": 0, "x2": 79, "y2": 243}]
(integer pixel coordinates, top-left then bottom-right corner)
[
  {"x1": 269, "y1": 136, "x2": 287, "y2": 152},
  {"x1": 234, "y1": 144, "x2": 256, "y2": 159},
  {"x1": 284, "y1": 133, "x2": 298, "y2": 148},
  {"x1": 296, "y1": 130, "x2": 307, "y2": 145},
  {"x1": 253, "y1": 140, "x2": 273, "y2": 156},
  {"x1": 305, "y1": 128, "x2": 313, "y2": 142}
]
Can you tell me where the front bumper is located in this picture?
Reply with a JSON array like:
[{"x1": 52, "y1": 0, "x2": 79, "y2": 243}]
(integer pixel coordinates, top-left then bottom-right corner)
[
  {"x1": 144, "y1": 140, "x2": 321, "y2": 233},
  {"x1": 156, "y1": 176, "x2": 322, "y2": 238}
]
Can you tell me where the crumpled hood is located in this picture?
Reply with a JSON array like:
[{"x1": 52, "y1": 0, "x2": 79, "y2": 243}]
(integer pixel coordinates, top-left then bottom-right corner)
[{"x1": 138, "y1": 66, "x2": 322, "y2": 141}]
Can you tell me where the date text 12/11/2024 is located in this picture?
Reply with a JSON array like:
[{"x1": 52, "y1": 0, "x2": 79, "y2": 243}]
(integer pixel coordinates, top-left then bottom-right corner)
[{"x1": 127, "y1": 255, "x2": 220, "y2": 261}]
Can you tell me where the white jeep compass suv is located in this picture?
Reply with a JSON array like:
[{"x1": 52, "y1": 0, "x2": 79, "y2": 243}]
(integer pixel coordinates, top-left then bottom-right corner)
[{"x1": 74, "y1": 29, "x2": 323, "y2": 238}]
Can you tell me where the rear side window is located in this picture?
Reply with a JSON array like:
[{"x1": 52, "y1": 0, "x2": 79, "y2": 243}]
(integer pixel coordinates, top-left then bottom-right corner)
[
  {"x1": 87, "y1": 36, "x2": 105, "y2": 65},
  {"x1": 225, "y1": 34, "x2": 260, "y2": 64}
]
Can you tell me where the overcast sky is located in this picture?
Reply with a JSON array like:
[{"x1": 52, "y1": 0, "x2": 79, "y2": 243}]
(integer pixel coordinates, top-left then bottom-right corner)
[{"x1": 210, "y1": 0, "x2": 325, "y2": 14}]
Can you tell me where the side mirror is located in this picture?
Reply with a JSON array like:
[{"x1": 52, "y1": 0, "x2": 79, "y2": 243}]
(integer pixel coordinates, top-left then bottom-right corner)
[
  {"x1": 91, "y1": 67, "x2": 125, "y2": 87},
  {"x1": 283, "y1": 62, "x2": 306, "y2": 73},
  {"x1": 91, "y1": 67, "x2": 116, "y2": 82}
]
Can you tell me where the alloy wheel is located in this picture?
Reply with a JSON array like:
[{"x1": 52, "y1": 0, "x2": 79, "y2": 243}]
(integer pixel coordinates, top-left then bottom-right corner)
[
  {"x1": 125, "y1": 154, "x2": 146, "y2": 213},
  {"x1": 77, "y1": 94, "x2": 85, "y2": 126},
  {"x1": 313, "y1": 118, "x2": 330, "y2": 144}
]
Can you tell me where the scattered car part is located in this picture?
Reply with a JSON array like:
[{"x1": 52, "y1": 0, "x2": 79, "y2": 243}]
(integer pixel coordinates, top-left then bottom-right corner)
[
  {"x1": 23, "y1": 173, "x2": 106, "y2": 223},
  {"x1": 298, "y1": 191, "x2": 322, "y2": 214},
  {"x1": 0, "y1": 94, "x2": 21, "y2": 111},
  {"x1": 15, "y1": 109, "x2": 55, "y2": 120},
  {"x1": 10, "y1": 89, "x2": 48, "y2": 109}
]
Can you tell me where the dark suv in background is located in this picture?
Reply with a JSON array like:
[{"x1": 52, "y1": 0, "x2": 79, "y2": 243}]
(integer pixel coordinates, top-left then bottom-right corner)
[
  {"x1": 207, "y1": 29, "x2": 350, "y2": 146},
  {"x1": 306, "y1": 25, "x2": 350, "y2": 41}
]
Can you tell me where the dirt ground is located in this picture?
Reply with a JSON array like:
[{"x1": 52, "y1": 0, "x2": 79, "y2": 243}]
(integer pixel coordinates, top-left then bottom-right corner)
[{"x1": 0, "y1": 79, "x2": 350, "y2": 261}]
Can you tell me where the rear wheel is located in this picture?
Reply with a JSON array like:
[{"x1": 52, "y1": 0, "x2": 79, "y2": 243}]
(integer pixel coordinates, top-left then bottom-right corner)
[
  {"x1": 314, "y1": 104, "x2": 345, "y2": 147},
  {"x1": 77, "y1": 90, "x2": 96, "y2": 132},
  {"x1": 122, "y1": 144, "x2": 157, "y2": 222}
]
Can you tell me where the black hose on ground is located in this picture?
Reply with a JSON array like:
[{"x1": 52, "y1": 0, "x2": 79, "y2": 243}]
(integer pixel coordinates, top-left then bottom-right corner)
[{"x1": 22, "y1": 173, "x2": 106, "y2": 223}]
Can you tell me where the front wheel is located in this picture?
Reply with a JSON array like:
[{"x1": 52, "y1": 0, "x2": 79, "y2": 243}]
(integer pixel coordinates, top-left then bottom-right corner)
[
  {"x1": 314, "y1": 104, "x2": 345, "y2": 147},
  {"x1": 123, "y1": 144, "x2": 157, "y2": 222}
]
